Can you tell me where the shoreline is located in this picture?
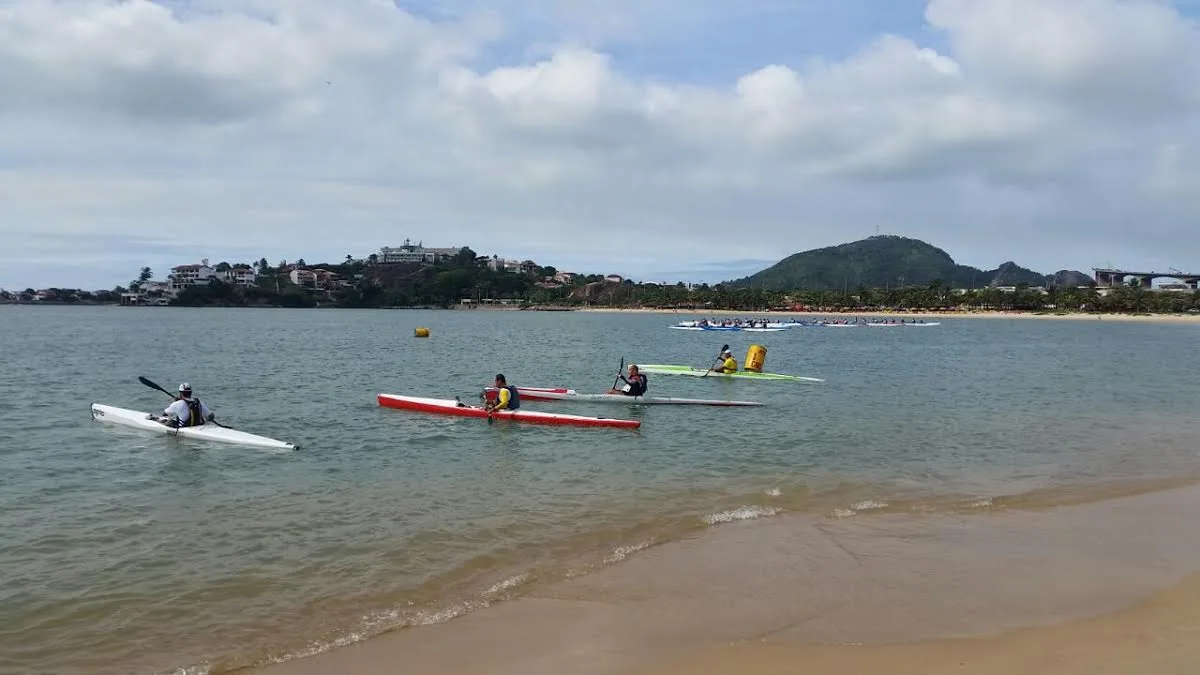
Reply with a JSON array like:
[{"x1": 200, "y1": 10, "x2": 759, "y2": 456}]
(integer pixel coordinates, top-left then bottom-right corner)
[
  {"x1": 7, "y1": 302, "x2": 1200, "y2": 323},
  {"x1": 251, "y1": 482, "x2": 1200, "y2": 675},
  {"x1": 575, "y1": 306, "x2": 1200, "y2": 324}
]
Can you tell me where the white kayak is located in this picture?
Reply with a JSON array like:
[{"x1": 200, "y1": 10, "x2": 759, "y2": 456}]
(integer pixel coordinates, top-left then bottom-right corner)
[
  {"x1": 635, "y1": 364, "x2": 824, "y2": 382},
  {"x1": 483, "y1": 386, "x2": 764, "y2": 407},
  {"x1": 90, "y1": 404, "x2": 298, "y2": 450}
]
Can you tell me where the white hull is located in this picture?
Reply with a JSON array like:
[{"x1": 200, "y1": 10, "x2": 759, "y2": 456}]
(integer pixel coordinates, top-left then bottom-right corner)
[
  {"x1": 503, "y1": 387, "x2": 764, "y2": 406},
  {"x1": 90, "y1": 404, "x2": 298, "y2": 450}
]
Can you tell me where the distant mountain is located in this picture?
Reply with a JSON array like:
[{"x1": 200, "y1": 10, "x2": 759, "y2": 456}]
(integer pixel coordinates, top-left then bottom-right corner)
[{"x1": 729, "y1": 235, "x2": 1090, "y2": 291}]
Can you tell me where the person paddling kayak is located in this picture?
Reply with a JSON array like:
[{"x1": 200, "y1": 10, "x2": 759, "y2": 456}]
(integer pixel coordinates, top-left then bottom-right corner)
[
  {"x1": 484, "y1": 374, "x2": 521, "y2": 412},
  {"x1": 608, "y1": 364, "x2": 648, "y2": 396},
  {"x1": 160, "y1": 383, "x2": 215, "y2": 428},
  {"x1": 711, "y1": 349, "x2": 738, "y2": 374}
]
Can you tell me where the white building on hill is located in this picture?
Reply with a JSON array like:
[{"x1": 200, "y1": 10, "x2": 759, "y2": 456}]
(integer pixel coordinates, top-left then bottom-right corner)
[
  {"x1": 379, "y1": 239, "x2": 461, "y2": 264},
  {"x1": 218, "y1": 264, "x2": 257, "y2": 286},
  {"x1": 169, "y1": 260, "x2": 216, "y2": 290}
]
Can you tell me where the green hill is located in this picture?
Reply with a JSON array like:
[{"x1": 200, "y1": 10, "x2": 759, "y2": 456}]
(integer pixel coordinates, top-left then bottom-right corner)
[{"x1": 729, "y1": 235, "x2": 1086, "y2": 291}]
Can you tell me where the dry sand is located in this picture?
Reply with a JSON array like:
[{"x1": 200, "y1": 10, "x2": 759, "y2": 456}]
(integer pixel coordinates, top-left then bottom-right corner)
[{"x1": 254, "y1": 484, "x2": 1200, "y2": 675}]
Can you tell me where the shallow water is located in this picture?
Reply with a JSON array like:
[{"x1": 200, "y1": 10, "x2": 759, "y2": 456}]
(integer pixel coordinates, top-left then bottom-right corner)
[{"x1": 2, "y1": 306, "x2": 1199, "y2": 674}]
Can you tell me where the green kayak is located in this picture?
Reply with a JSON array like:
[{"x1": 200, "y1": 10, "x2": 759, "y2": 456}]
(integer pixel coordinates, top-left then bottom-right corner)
[{"x1": 635, "y1": 364, "x2": 824, "y2": 382}]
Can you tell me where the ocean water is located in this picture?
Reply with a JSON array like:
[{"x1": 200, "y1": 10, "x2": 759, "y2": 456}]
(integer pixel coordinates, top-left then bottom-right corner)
[{"x1": 2, "y1": 306, "x2": 1199, "y2": 674}]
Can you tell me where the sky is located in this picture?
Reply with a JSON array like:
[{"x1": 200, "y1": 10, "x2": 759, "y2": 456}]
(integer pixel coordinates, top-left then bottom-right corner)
[{"x1": 2, "y1": 0, "x2": 1200, "y2": 290}]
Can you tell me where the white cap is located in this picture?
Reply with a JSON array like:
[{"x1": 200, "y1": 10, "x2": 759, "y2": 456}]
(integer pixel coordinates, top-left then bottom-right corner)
[{"x1": 178, "y1": 383, "x2": 191, "y2": 392}]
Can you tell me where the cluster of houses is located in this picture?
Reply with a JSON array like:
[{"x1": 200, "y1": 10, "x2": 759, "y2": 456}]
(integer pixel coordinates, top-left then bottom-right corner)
[{"x1": 120, "y1": 260, "x2": 260, "y2": 305}]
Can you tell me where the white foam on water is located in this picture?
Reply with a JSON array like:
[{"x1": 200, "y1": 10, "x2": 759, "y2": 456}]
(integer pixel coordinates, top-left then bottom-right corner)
[
  {"x1": 165, "y1": 665, "x2": 212, "y2": 675},
  {"x1": 604, "y1": 540, "x2": 653, "y2": 564},
  {"x1": 765, "y1": 488, "x2": 782, "y2": 497},
  {"x1": 702, "y1": 505, "x2": 781, "y2": 525},
  {"x1": 251, "y1": 597, "x2": 495, "y2": 669},
  {"x1": 831, "y1": 500, "x2": 889, "y2": 519},
  {"x1": 483, "y1": 573, "x2": 530, "y2": 597}
]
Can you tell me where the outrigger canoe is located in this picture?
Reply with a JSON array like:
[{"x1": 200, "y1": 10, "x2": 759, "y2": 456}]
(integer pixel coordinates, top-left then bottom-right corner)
[
  {"x1": 482, "y1": 386, "x2": 763, "y2": 407},
  {"x1": 90, "y1": 404, "x2": 298, "y2": 450},
  {"x1": 635, "y1": 364, "x2": 824, "y2": 383},
  {"x1": 377, "y1": 394, "x2": 641, "y2": 429},
  {"x1": 667, "y1": 321, "x2": 787, "y2": 329}
]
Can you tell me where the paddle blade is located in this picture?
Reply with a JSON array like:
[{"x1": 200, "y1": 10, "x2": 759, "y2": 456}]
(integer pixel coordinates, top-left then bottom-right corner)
[{"x1": 138, "y1": 376, "x2": 174, "y2": 398}]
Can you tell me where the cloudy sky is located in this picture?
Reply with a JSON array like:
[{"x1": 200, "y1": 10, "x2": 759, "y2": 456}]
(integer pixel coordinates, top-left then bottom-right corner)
[{"x1": 2, "y1": 0, "x2": 1200, "y2": 289}]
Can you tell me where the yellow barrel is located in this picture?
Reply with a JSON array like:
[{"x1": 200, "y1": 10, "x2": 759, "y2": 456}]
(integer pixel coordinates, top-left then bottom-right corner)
[
  {"x1": 744, "y1": 344, "x2": 767, "y2": 372},
  {"x1": 414, "y1": 327, "x2": 430, "y2": 338}
]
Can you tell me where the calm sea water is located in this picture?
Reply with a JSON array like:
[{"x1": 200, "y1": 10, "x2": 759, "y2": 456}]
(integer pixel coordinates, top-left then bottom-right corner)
[{"x1": 2, "y1": 306, "x2": 1199, "y2": 674}]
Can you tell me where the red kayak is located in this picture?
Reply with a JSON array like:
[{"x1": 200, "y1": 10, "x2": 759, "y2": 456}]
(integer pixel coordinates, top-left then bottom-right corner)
[{"x1": 377, "y1": 394, "x2": 641, "y2": 429}]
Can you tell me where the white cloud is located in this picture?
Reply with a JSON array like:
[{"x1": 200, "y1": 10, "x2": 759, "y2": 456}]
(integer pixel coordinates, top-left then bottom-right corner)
[{"x1": 2, "y1": 0, "x2": 1200, "y2": 289}]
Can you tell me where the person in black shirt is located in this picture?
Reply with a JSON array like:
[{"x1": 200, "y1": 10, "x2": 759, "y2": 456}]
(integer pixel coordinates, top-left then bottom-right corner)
[{"x1": 608, "y1": 364, "x2": 648, "y2": 397}]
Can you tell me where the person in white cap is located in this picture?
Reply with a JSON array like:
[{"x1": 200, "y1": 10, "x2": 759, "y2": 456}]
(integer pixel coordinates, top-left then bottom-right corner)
[
  {"x1": 161, "y1": 383, "x2": 215, "y2": 428},
  {"x1": 711, "y1": 349, "x2": 738, "y2": 374}
]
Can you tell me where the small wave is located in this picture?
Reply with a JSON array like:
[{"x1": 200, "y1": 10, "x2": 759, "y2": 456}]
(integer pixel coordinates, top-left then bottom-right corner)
[
  {"x1": 604, "y1": 540, "x2": 653, "y2": 564},
  {"x1": 256, "y1": 597, "x2": 492, "y2": 669},
  {"x1": 970, "y1": 498, "x2": 994, "y2": 508},
  {"x1": 483, "y1": 574, "x2": 529, "y2": 597},
  {"x1": 765, "y1": 488, "x2": 782, "y2": 497},
  {"x1": 831, "y1": 500, "x2": 889, "y2": 519},
  {"x1": 701, "y1": 506, "x2": 780, "y2": 525},
  {"x1": 166, "y1": 665, "x2": 211, "y2": 675}
]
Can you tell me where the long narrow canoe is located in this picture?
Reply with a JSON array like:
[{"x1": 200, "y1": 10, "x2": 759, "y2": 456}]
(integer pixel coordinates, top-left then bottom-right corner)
[
  {"x1": 667, "y1": 321, "x2": 787, "y2": 329},
  {"x1": 377, "y1": 394, "x2": 641, "y2": 429},
  {"x1": 90, "y1": 404, "x2": 298, "y2": 450},
  {"x1": 635, "y1": 364, "x2": 824, "y2": 382},
  {"x1": 482, "y1": 386, "x2": 764, "y2": 407}
]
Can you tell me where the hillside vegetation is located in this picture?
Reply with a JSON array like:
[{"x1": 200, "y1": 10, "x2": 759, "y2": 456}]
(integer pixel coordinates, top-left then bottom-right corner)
[{"x1": 731, "y1": 235, "x2": 1091, "y2": 290}]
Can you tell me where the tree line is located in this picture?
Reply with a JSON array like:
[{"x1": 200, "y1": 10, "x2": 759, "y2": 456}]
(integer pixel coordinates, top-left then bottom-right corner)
[{"x1": 40, "y1": 254, "x2": 1200, "y2": 315}]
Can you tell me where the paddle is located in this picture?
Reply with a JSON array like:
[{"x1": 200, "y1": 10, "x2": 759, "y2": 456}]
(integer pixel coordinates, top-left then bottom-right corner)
[
  {"x1": 700, "y1": 344, "x2": 730, "y2": 378},
  {"x1": 137, "y1": 376, "x2": 232, "y2": 428},
  {"x1": 469, "y1": 391, "x2": 497, "y2": 425},
  {"x1": 611, "y1": 357, "x2": 625, "y2": 392}
]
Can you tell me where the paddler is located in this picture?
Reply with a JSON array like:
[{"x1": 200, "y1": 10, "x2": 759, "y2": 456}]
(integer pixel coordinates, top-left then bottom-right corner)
[
  {"x1": 160, "y1": 383, "x2": 215, "y2": 428},
  {"x1": 711, "y1": 349, "x2": 738, "y2": 374},
  {"x1": 484, "y1": 374, "x2": 521, "y2": 412},
  {"x1": 608, "y1": 364, "x2": 648, "y2": 396}
]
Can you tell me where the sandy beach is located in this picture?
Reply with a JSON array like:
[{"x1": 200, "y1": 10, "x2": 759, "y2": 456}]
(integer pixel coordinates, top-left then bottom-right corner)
[
  {"x1": 576, "y1": 306, "x2": 1200, "y2": 324},
  {"x1": 254, "y1": 483, "x2": 1200, "y2": 675},
  {"x1": 645, "y1": 572, "x2": 1200, "y2": 675}
]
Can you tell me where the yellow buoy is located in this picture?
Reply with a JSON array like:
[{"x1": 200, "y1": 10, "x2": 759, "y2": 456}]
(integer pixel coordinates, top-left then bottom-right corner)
[
  {"x1": 744, "y1": 344, "x2": 767, "y2": 372},
  {"x1": 414, "y1": 327, "x2": 430, "y2": 338}
]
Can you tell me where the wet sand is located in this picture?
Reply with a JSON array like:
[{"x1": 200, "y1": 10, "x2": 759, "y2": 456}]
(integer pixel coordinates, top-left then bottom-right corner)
[
  {"x1": 645, "y1": 570, "x2": 1200, "y2": 675},
  {"x1": 253, "y1": 484, "x2": 1200, "y2": 675}
]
